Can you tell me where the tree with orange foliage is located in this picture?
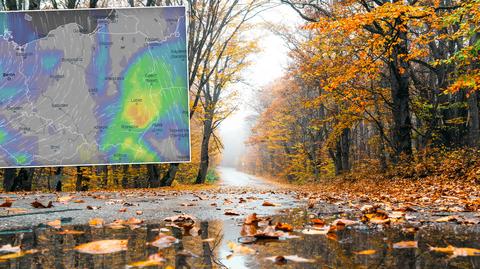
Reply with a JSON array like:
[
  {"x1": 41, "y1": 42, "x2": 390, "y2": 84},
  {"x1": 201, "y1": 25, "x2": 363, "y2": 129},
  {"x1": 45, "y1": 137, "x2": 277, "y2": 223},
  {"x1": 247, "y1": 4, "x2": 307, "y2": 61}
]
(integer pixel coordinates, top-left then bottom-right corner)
[{"x1": 244, "y1": 0, "x2": 480, "y2": 182}]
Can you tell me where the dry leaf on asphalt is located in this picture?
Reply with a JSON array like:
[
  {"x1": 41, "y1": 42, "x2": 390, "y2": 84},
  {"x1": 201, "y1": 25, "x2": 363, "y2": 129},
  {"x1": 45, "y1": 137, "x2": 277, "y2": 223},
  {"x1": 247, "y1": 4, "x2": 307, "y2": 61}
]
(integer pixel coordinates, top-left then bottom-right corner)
[
  {"x1": 275, "y1": 222, "x2": 293, "y2": 232},
  {"x1": 225, "y1": 210, "x2": 240, "y2": 216},
  {"x1": 262, "y1": 201, "x2": 276, "y2": 207},
  {"x1": 164, "y1": 214, "x2": 195, "y2": 223},
  {"x1": 332, "y1": 219, "x2": 357, "y2": 227},
  {"x1": 0, "y1": 199, "x2": 13, "y2": 208},
  {"x1": 435, "y1": 215, "x2": 459, "y2": 223},
  {"x1": 311, "y1": 218, "x2": 325, "y2": 226},
  {"x1": 31, "y1": 200, "x2": 53, "y2": 209},
  {"x1": 244, "y1": 213, "x2": 258, "y2": 225},
  {"x1": 57, "y1": 196, "x2": 74, "y2": 203},
  {"x1": 5, "y1": 208, "x2": 27, "y2": 214}
]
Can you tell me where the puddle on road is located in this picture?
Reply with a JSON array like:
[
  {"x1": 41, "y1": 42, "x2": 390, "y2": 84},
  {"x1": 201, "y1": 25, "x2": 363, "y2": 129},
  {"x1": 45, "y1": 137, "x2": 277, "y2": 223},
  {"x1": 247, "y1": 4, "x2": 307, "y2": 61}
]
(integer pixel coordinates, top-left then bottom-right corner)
[{"x1": 0, "y1": 210, "x2": 480, "y2": 269}]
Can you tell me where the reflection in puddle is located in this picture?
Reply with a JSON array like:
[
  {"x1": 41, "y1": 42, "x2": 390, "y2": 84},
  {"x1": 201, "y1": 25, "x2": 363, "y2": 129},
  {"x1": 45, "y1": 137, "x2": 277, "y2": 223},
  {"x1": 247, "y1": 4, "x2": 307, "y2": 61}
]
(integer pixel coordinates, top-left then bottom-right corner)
[{"x1": 1, "y1": 212, "x2": 480, "y2": 268}]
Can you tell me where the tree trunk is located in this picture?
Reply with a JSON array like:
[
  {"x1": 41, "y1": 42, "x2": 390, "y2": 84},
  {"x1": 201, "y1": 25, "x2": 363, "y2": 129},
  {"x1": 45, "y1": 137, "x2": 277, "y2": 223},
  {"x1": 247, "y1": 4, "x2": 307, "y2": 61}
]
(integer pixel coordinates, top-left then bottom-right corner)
[
  {"x1": 329, "y1": 128, "x2": 350, "y2": 175},
  {"x1": 89, "y1": 0, "x2": 98, "y2": 8},
  {"x1": 172, "y1": 226, "x2": 188, "y2": 269},
  {"x1": 195, "y1": 117, "x2": 213, "y2": 184},
  {"x1": 147, "y1": 164, "x2": 160, "y2": 188},
  {"x1": 468, "y1": 32, "x2": 480, "y2": 148},
  {"x1": 54, "y1": 167, "x2": 62, "y2": 192},
  {"x1": 28, "y1": 0, "x2": 40, "y2": 10},
  {"x1": 468, "y1": 91, "x2": 480, "y2": 147},
  {"x1": 340, "y1": 128, "x2": 350, "y2": 171},
  {"x1": 121, "y1": 165, "x2": 129, "y2": 188},
  {"x1": 133, "y1": 165, "x2": 141, "y2": 188},
  {"x1": 9, "y1": 168, "x2": 34, "y2": 191},
  {"x1": 3, "y1": 169, "x2": 16, "y2": 192},
  {"x1": 389, "y1": 27, "x2": 412, "y2": 161},
  {"x1": 101, "y1": 166, "x2": 108, "y2": 188},
  {"x1": 66, "y1": 0, "x2": 76, "y2": 9},
  {"x1": 75, "y1": 167, "x2": 83, "y2": 191},
  {"x1": 19, "y1": 168, "x2": 34, "y2": 191},
  {"x1": 200, "y1": 221, "x2": 213, "y2": 268},
  {"x1": 5, "y1": 0, "x2": 17, "y2": 10},
  {"x1": 160, "y1": 163, "x2": 179, "y2": 187},
  {"x1": 374, "y1": 94, "x2": 388, "y2": 172},
  {"x1": 329, "y1": 147, "x2": 342, "y2": 175}
]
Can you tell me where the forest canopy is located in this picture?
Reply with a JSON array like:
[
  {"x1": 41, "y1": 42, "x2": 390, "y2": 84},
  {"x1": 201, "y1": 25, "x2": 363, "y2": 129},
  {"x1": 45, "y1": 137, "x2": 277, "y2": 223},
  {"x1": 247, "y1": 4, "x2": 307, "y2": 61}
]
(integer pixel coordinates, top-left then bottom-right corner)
[{"x1": 243, "y1": 0, "x2": 480, "y2": 182}]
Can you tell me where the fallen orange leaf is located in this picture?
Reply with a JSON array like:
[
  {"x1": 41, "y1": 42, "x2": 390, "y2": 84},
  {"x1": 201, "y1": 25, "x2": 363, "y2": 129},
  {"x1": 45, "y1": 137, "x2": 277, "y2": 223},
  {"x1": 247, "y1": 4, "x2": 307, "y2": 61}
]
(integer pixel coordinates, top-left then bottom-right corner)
[
  {"x1": 354, "y1": 249, "x2": 377, "y2": 255},
  {"x1": 262, "y1": 201, "x2": 276, "y2": 207},
  {"x1": 88, "y1": 218, "x2": 104, "y2": 228},
  {"x1": 149, "y1": 233, "x2": 178, "y2": 249},
  {"x1": 128, "y1": 253, "x2": 165, "y2": 267},
  {"x1": 393, "y1": 241, "x2": 418, "y2": 249},
  {"x1": 0, "y1": 199, "x2": 13, "y2": 208},
  {"x1": 75, "y1": 240, "x2": 128, "y2": 254},
  {"x1": 47, "y1": 219, "x2": 61, "y2": 229},
  {"x1": 56, "y1": 230, "x2": 85, "y2": 235},
  {"x1": 275, "y1": 222, "x2": 293, "y2": 232}
]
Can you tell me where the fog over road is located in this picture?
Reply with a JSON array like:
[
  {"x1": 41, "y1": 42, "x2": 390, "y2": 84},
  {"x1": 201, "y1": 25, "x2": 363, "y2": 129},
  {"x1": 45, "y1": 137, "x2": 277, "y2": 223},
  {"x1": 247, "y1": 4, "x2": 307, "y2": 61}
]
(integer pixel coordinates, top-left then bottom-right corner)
[{"x1": 217, "y1": 166, "x2": 273, "y2": 188}]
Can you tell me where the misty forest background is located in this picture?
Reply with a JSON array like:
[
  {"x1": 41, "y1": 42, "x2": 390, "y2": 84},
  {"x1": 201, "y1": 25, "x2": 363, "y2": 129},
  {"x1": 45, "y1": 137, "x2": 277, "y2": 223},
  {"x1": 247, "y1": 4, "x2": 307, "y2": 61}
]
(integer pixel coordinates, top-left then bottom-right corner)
[{"x1": 1, "y1": 0, "x2": 480, "y2": 192}]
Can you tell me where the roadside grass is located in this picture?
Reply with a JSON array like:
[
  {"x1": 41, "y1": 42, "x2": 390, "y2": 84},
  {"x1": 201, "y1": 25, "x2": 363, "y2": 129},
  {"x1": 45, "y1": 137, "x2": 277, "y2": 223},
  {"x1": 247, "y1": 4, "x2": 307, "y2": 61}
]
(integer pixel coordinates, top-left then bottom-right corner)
[{"x1": 205, "y1": 168, "x2": 220, "y2": 183}]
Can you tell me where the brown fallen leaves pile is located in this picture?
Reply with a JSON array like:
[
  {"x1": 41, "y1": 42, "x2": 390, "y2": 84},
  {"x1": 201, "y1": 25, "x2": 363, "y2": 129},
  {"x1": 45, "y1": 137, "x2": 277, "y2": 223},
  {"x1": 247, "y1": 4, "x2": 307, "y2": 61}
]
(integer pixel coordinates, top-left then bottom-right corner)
[{"x1": 296, "y1": 151, "x2": 480, "y2": 218}]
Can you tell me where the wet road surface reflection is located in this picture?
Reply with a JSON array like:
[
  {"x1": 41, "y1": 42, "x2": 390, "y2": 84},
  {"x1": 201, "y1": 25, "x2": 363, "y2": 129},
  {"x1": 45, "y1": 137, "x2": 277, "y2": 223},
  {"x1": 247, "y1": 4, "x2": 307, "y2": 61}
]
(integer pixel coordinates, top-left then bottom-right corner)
[{"x1": 1, "y1": 210, "x2": 480, "y2": 268}]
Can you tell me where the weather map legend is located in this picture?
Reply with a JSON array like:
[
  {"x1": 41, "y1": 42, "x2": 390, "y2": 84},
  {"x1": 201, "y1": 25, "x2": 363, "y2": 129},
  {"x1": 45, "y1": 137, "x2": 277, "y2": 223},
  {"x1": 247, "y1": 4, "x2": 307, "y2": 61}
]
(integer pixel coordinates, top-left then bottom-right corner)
[{"x1": 0, "y1": 7, "x2": 190, "y2": 167}]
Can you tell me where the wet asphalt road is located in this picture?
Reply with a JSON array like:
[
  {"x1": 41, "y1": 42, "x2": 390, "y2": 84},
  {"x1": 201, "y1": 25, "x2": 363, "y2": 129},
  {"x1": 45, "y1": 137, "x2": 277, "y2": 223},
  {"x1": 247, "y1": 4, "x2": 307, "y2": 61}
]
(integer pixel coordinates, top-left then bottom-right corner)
[{"x1": 0, "y1": 167, "x2": 299, "y2": 231}]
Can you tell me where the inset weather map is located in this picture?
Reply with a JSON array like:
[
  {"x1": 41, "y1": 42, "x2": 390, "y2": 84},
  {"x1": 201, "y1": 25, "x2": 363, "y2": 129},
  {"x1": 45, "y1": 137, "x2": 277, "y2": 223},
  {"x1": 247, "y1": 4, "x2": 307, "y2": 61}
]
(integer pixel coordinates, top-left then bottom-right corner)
[{"x1": 0, "y1": 7, "x2": 190, "y2": 167}]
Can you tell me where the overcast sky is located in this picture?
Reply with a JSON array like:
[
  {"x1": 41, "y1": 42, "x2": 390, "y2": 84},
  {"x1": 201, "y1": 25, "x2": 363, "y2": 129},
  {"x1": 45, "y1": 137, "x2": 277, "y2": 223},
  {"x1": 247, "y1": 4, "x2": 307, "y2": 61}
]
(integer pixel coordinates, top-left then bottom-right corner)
[{"x1": 219, "y1": 3, "x2": 303, "y2": 167}]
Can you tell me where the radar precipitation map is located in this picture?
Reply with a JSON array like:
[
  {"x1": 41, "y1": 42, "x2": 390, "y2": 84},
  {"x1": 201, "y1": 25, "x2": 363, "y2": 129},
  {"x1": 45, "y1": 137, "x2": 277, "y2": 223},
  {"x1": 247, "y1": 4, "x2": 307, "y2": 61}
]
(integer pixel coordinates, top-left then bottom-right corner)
[{"x1": 0, "y1": 7, "x2": 190, "y2": 168}]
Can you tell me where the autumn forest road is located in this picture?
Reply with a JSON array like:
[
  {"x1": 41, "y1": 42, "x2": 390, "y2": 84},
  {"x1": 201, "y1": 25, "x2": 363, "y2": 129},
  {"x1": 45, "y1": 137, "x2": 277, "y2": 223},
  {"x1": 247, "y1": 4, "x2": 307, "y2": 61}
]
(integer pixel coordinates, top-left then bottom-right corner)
[
  {"x1": 217, "y1": 167, "x2": 274, "y2": 189},
  {"x1": 0, "y1": 167, "x2": 298, "y2": 231}
]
